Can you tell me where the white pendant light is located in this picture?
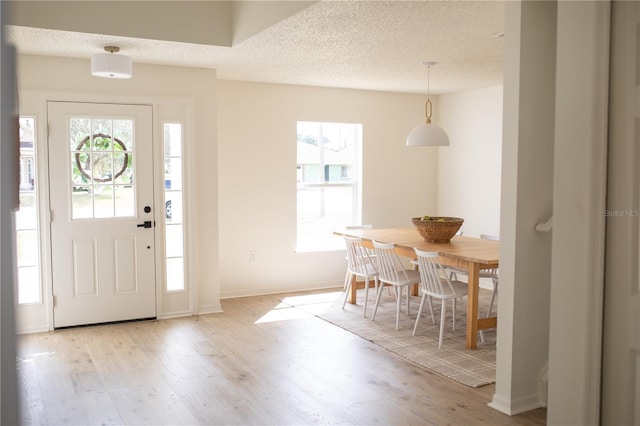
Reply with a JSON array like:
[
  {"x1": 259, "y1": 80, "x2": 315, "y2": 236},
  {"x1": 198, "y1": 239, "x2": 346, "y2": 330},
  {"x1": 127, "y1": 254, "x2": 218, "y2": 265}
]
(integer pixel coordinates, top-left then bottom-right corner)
[
  {"x1": 91, "y1": 46, "x2": 132, "y2": 79},
  {"x1": 406, "y1": 62, "x2": 449, "y2": 146}
]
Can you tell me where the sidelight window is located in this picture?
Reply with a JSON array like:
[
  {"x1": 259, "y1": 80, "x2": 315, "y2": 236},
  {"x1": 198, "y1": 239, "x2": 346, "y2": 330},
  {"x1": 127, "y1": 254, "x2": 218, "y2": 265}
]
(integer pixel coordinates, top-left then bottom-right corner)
[
  {"x1": 16, "y1": 117, "x2": 42, "y2": 304},
  {"x1": 163, "y1": 123, "x2": 186, "y2": 292}
]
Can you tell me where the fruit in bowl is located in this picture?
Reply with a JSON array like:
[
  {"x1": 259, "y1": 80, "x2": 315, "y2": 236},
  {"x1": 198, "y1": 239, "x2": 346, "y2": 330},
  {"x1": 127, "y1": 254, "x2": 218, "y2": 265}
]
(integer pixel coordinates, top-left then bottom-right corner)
[{"x1": 412, "y1": 216, "x2": 464, "y2": 243}]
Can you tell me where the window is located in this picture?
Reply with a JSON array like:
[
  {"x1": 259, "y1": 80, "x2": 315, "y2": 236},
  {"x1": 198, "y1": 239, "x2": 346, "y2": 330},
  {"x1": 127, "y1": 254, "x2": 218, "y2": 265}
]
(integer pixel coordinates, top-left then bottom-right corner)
[
  {"x1": 69, "y1": 117, "x2": 135, "y2": 219},
  {"x1": 16, "y1": 117, "x2": 41, "y2": 304},
  {"x1": 163, "y1": 123, "x2": 185, "y2": 292},
  {"x1": 296, "y1": 121, "x2": 362, "y2": 251}
]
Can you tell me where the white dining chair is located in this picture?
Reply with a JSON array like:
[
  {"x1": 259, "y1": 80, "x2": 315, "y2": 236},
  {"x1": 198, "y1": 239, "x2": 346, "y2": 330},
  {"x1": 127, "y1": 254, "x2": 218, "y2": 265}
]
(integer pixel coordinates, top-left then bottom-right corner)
[
  {"x1": 343, "y1": 225, "x2": 375, "y2": 288},
  {"x1": 345, "y1": 225, "x2": 375, "y2": 256},
  {"x1": 413, "y1": 248, "x2": 468, "y2": 348},
  {"x1": 371, "y1": 241, "x2": 421, "y2": 330},
  {"x1": 342, "y1": 236, "x2": 379, "y2": 318}
]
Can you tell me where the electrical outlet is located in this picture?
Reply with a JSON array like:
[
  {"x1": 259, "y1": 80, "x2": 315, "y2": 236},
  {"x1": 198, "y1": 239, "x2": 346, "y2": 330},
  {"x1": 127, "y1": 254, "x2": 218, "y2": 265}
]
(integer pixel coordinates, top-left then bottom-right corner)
[{"x1": 249, "y1": 250, "x2": 256, "y2": 262}]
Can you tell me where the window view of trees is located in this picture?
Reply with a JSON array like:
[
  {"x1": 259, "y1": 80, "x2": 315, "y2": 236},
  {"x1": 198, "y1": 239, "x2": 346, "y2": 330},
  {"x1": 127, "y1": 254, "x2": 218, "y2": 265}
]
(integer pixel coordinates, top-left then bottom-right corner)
[{"x1": 69, "y1": 118, "x2": 135, "y2": 219}]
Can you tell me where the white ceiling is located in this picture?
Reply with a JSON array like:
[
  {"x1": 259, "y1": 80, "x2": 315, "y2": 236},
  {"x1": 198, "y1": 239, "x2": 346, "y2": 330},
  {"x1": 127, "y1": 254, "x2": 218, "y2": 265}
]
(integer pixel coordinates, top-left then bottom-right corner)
[{"x1": 5, "y1": 0, "x2": 505, "y2": 95}]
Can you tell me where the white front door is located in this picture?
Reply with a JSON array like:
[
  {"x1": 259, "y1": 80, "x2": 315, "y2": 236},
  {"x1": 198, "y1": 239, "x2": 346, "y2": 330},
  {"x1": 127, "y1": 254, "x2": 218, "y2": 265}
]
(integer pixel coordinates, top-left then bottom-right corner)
[{"x1": 48, "y1": 102, "x2": 156, "y2": 328}]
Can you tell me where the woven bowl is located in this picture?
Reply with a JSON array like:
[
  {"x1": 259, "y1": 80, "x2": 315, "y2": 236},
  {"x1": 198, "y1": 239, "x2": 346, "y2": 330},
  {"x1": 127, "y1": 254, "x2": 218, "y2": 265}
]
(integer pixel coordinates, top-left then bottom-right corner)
[{"x1": 411, "y1": 217, "x2": 464, "y2": 243}]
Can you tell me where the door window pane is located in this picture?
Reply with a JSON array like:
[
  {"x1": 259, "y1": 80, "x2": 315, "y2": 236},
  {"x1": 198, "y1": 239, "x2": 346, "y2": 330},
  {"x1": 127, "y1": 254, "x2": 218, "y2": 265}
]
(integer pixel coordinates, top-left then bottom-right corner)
[
  {"x1": 69, "y1": 117, "x2": 135, "y2": 218},
  {"x1": 72, "y1": 186, "x2": 93, "y2": 219},
  {"x1": 70, "y1": 118, "x2": 90, "y2": 150},
  {"x1": 114, "y1": 153, "x2": 132, "y2": 184},
  {"x1": 113, "y1": 119, "x2": 132, "y2": 143},
  {"x1": 94, "y1": 185, "x2": 115, "y2": 218}
]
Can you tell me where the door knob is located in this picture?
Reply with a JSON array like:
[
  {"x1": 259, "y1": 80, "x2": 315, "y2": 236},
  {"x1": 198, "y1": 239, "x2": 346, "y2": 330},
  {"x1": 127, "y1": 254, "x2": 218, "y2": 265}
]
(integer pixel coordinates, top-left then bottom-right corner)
[{"x1": 137, "y1": 221, "x2": 153, "y2": 228}]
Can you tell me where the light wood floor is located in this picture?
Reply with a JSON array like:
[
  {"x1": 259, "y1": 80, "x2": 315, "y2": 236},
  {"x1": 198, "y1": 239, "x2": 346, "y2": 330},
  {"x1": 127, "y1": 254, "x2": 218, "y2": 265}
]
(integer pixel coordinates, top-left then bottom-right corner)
[{"x1": 16, "y1": 289, "x2": 546, "y2": 425}]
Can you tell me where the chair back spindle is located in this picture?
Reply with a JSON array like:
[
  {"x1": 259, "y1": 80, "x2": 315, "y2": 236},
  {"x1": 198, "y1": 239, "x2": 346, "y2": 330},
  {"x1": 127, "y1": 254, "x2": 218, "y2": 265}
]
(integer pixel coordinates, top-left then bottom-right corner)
[
  {"x1": 414, "y1": 250, "x2": 457, "y2": 298},
  {"x1": 373, "y1": 241, "x2": 410, "y2": 284},
  {"x1": 345, "y1": 236, "x2": 376, "y2": 276}
]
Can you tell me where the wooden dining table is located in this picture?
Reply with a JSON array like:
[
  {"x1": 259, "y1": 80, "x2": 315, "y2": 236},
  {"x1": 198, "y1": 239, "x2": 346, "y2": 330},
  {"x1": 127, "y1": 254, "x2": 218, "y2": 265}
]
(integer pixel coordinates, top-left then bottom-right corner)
[{"x1": 334, "y1": 227, "x2": 499, "y2": 349}]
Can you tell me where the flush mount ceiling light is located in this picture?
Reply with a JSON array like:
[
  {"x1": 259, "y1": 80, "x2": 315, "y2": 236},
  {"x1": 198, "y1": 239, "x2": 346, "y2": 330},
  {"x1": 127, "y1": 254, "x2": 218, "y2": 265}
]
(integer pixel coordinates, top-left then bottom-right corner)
[
  {"x1": 406, "y1": 61, "x2": 449, "y2": 147},
  {"x1": 91, "y1": 46, "x2": 132, "y2": 79}
]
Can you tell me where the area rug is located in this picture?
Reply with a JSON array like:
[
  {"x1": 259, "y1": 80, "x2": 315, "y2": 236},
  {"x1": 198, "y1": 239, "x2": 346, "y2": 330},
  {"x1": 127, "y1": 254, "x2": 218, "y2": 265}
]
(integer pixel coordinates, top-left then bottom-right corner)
[{"x1": 282, "y1": 289, "x2": 496, "y2": 388}]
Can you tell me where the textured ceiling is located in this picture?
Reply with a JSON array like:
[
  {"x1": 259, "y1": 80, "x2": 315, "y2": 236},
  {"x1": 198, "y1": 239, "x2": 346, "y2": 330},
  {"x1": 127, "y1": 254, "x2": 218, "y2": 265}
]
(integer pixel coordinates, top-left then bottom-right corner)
[{"x1": 5, "y1": 1, "x2": 505, "y2": 95}]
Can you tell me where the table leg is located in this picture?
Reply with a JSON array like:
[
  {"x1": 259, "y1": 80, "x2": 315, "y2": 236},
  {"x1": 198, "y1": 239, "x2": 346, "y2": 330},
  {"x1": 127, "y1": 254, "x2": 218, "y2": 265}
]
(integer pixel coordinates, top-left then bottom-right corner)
[
  {"x1": 466, "y1": 263, "x2": 481, "y2": 349},
  {"x1": 411, "y1": 257, "x2": 419, "y2": 296}
]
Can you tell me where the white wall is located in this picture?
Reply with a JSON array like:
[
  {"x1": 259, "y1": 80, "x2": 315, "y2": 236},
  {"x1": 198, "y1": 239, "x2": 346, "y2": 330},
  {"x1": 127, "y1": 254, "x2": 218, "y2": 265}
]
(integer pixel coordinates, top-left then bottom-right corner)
[
  {"x1": 437, "y1": 86, "x2": 503, "y2": 238},
  {"x1": 13, "y1": 55, "x2": 507, "y2": 327},
  {"x1": 216, "y1": 80, "x2": 438, "y2": 298}
]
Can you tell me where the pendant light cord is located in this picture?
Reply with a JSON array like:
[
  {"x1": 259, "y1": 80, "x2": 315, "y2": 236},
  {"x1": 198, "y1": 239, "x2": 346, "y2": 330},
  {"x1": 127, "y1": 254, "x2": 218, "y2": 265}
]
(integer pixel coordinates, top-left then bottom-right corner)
[{"x1": 424, "y1": 64, "x2": 432, "y2": 124}]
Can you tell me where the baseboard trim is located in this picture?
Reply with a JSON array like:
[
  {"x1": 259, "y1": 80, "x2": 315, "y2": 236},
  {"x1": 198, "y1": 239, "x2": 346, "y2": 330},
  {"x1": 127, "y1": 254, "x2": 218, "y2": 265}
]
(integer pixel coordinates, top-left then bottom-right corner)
[
  {"x1": 16, "y1": 326, "x2": 50, "y2": 335},
  {"x1": 197, "y1": 303, "x2": 223, "y2": 315},
  {"x1": 489, "y1": 393, "x2": 543, "y2": 416},
  {"x1": 158, "y1": 311, "x2": 195, "y2": 320},
  {"x1": 220, "y1": 283, "x2": 342, "y2": 300}
]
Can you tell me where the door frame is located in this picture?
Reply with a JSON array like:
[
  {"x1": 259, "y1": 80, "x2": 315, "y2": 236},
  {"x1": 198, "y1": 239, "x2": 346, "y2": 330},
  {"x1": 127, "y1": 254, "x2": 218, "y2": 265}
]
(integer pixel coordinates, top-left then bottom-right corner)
[
  {"x1": 600, "y1": 1, "x2": 639, "y2": 423},
  {"x1": 15, "y1": 91, "x2": 195, "y2": 333},
  {"x1": 546, "y1": 2, "x2": 610, "y2": 424},
  {"x1": 47, "y1": 100, "x2": 157, "y2": 328}
]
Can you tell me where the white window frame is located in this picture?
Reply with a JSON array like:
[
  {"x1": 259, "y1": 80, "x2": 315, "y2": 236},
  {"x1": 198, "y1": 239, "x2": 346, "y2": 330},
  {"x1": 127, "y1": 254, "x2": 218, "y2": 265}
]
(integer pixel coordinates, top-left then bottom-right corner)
[
  {"x1": 162, "y1": 122, "x2": 187, "y2": 293},
  {"x1": 296, "y1": 121, "x2": 362, "y2": 251},
  {"x1": 15, "y1": 115, "x2": 43, "y2": 305}
]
